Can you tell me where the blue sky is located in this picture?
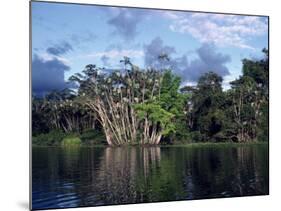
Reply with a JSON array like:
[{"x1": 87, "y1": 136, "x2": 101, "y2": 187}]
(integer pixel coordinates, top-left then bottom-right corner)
[{"x1": 31, "y1": 1, "x2": 268, "y2": 96}]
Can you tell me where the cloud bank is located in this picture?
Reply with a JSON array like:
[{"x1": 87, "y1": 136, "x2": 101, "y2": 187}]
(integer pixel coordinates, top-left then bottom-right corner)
[
  {"x1": 32, "y1": 41, "x2": 75, "y2": 96},
  {"x1": 144, "y1": 37, "x2": 176, "y2": 68},
  {"x1": 32, "y1": 54, "x2": 71, "y2": 96},
  {"x1": 46, "y1": 41, "x2": 73, "y2": 56},
  {"x1": 107, "y1": 8, "x2": 147, "y2": 41},
  {"x1": 144, "y1": 37, "x2": 231, "y2": 82},
  {"x1": 167, "y1": 12, "x2": 268, "y2": 49}
]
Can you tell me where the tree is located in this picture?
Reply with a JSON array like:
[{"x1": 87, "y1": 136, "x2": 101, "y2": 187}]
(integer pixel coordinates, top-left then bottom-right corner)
[
  {"x1": 158, "y1": 70, "x2": 189, "y2": 143},
  {"x1": 187, "y1": 72, "x2": 227, "y2": 142},
  {"x1": 134, "y1": 103, "x2": 174, "y2": 144},
  {"x1": 228, "y1": 76, "x2": 257, "y2": 142},
  {"x1": 32, "y1": 49, "x2": 269, "y2": 145},
  {"x1": 32, "y1": 88, "x2": 98, "y2": 134},
  {"x1": 227, "y1": 49, "x2": 269, "y2": 142},
  {"x1": 69, "y1": 59, "x2": 170, "y2": 145}
]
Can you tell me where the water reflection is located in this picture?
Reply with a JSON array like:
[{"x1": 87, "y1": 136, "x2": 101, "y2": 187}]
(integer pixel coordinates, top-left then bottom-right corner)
[
  {"x1": 32, "y1": 145, "x2": 268, "y2": 210},
  {"x1": 85, "y1": 147, "x2": 162, "y2": 205}
]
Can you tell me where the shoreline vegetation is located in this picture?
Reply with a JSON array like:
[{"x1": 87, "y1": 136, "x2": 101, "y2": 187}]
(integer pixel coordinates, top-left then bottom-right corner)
[
  {"x1": 32, "y1": 141, "x2": 268, "y2": 148},
  {"x1": 32, "y1": 129, "x2": 269, "y2": 147},
  {"x1": 32, "y1": 49, "x2": 268, "y2": 147}
]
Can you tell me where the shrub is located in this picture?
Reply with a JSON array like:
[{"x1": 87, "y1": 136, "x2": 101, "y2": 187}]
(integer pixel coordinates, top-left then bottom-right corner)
[
  {"x1": 61, "y1": 136, "x2": 81, "y2": 146},
  {"x1": 80, "y1": 129, "x2": 106, "y2": 145},
  {"x1": 190, "y1": 131, "x2": 204, "y2": 143},
  {"x1": 32, "y1": 130, "x2": 65, "y2": 146}
]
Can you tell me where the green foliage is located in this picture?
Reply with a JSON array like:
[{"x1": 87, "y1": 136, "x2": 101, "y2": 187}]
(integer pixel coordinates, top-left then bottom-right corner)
[
  {"x1": 134, "y1": 103, "x2": 175, "y2": 135},
  {"x1": 158, "y1": 70, "x2": 190, "y2": 141},
  {"x1": 32, "y1": 130, "x2": 66, "y2": 146},
  {"x1": 61, "y1": 136, "x2": 82, "y2": 146},
  {"x1": 80, "y1": 129, "x2": 107, "y2": 145},
  {"x1": 32, "y1": 98, "x2": 51, "y2": 135},
  {"x1": 185, "y1": 48, "x2": 268, "y2": 143},
  {"x1": 32, "y1": 129, "x2": 106, "y2": 146},
  {"x1": 159, "y1": 71, "x2": 188, "y2": 117},
  {"x1": 32, "y1": 49, "x2": 268, "y2": 145},
  {"x1": 190, "y1": 131, "x2": 204, "y2": 142},
  {"x1": 188, "y1": 72, "x2": 226, "y2": 141},
  {"x1": 227, "y1": 50, "x2": 269, "y2": 142},
  {"x1": 257, "y1": 102, "x2": 269, "y2": 141}
]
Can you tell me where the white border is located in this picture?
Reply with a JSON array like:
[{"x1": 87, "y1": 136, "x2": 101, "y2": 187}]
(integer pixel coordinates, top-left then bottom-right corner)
[{"x1": 1, "y1": 0, "x2": 280, "y2": 211}]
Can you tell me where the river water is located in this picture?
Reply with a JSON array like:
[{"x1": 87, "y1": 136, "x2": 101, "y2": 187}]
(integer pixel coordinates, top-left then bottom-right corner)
[{"x1": 32, "y1": 144, "x2": 269, "y2": 210}]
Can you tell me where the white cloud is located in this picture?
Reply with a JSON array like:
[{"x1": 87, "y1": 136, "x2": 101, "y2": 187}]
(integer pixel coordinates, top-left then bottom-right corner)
[
  {"x1": 168, "y1": 13, "x2": 268, "y2": 49},
  {"x1": 161, "y1": 11, "x2": 183, "y2": 20},
  {"x1": 222, "y1": 75, "x2": 237, "y2": 90},
  {"x1": 37, "y1": 52, "x2": 71, "y2": 66},
  {"x1": 86, "y1": 49, "x2": 144, "y2": 59},
  {"x1": 181, "y1": 81, "x2": 197, "y2": 88}
]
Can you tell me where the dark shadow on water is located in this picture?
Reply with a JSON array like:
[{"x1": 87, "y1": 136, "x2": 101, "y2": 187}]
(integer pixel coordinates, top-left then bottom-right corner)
[{"x1": 17, "y1": 201, "x2": 29, "y2": 210}]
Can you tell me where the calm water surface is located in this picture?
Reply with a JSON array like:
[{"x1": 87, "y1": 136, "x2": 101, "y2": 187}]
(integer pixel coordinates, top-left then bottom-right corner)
[{"x1": 32, "y1": 144, "x2": 269, "y2": 210}]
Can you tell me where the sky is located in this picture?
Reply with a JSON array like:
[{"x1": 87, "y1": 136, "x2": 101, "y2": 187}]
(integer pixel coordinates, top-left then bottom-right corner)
[{"x1": 31, "y1": 1, "x2": 268, "y2": 96}]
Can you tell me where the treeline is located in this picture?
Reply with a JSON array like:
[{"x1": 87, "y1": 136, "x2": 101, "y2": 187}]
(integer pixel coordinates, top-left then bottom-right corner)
[{"x1": 32, "y1": 49, "x2": 268, "y2": 146}]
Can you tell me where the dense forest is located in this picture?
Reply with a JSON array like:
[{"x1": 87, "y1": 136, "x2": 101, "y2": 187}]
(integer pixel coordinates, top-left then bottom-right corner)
[{"x1": 32, "y1": 49, "x2": 269, "y2": 146}]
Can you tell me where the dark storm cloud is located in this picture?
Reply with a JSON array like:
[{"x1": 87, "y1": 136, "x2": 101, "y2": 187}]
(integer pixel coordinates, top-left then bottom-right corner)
[
  {"x1": 144, "y1": 37, "x2": 176, "y2": 68},
  {"x1": 186, "y1": 43, "x2": 231, "y2": 81},
  {"x1": 144, "y1": 38, "x2": 231, "y2": 82},
  {"x1": 32, "y1": 54, "x2": 71, "y2": 96},
  {"x1": 46, "y1": 41, "x2": 73, "y2": 56},
  {"x1": 107, "y1": 9, "x2": 146, "y2": 41}
]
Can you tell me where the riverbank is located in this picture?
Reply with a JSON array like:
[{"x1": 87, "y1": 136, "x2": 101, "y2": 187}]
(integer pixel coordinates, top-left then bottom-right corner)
[
  {"x1": 32, "y1": 128, "x2": 269, "y2": 147},
  {"x1": 160, "y1": 142, "x2": 268, "y2": 149},
  {"x1": 32, "y1": 141, "x2": 268, "y2": 148}
]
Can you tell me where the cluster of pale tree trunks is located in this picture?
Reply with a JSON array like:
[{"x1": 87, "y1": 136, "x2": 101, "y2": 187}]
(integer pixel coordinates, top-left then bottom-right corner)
[
  {"x1": 232, "y1": 86, "x2": 265, "y2": 143},
  {"x1": 34, "y1": 100, "x2": 97, "y2": 134},
  {"x1": 85, "y1": 87, "x2": 162, "y2": 146},
  {"x1": 79, "y1": 64, "x2": 165, "y2": 146},
  {"x1": 33, "y1": 63, "x2": 169, "y2": 146}
]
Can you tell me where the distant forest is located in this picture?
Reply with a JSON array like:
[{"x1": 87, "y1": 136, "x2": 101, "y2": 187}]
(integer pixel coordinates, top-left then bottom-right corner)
[{"x1": 32, "y1": 49, "x2": 269, "y2": 146}]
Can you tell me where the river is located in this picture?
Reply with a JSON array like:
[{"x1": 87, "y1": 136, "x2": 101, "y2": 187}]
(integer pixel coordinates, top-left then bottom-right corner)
[{"x1": 32, "y1": 144, "x2": 269, "y2": 210}]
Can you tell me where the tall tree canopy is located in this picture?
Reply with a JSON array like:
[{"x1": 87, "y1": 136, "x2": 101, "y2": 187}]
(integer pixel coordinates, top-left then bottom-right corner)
[{"x1": 32, "y1": 49, "x2": 269, "y2": 146}]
